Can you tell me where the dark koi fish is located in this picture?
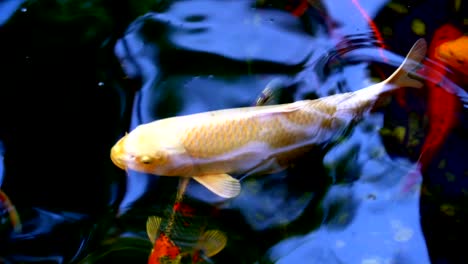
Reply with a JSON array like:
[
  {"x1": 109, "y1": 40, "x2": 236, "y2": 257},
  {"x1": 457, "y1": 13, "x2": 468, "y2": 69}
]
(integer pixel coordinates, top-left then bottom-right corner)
[{"x1": 146, "y1": 179, "x2": 227, "y2": 264}]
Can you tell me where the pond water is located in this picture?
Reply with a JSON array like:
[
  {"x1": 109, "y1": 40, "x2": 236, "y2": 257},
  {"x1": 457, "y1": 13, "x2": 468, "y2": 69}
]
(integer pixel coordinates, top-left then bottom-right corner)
[{"x1": 0, "y1": 0, "x2": 467, "y2": 263}]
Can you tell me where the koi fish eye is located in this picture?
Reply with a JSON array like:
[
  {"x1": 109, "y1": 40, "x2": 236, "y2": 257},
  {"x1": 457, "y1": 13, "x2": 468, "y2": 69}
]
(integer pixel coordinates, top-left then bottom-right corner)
[
  {"x1": 140, "y1": 156, "x2": 153, "y2": 164},
  {"x1": 138, "y1": 153, "x2": 166, "y2": 165}
]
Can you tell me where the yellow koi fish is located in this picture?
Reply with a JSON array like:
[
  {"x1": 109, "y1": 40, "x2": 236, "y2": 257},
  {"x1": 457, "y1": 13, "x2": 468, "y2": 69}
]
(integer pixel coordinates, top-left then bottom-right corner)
[
  {"x1": 436, "y1": 35, "x2": 468, "y2": 76},
  {"x1": 111, "y1": 39, "x2": 427, "y2": 198}
]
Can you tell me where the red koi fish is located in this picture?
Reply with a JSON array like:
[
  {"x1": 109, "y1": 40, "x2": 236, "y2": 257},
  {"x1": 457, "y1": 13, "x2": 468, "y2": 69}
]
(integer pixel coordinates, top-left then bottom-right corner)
[
  {"x1": 418, "y1": 24, "x2": 463, "y2": 171},
  {"x1": 402, "y1": 24, "x2": 463, "y2": 192},
  {"x1": 146, "y1": 179, "x2": 227, "y2": 264},
  {"x1": 0, "y1": 189, "x2": 21, "y2": 233}
]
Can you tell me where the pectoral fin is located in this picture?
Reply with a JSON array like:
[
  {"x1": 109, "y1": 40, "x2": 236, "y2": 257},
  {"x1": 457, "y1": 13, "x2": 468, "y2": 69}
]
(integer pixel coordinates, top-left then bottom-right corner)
[
  {"x1": 146, "y1": 216, "x2": 162, "y2": 244},
  {"x1": 200, "y1": 230, "x2": 228, "y2": 257},
  {"x1": 193, "y1": 174, "x2": 241, "y2": 198}
]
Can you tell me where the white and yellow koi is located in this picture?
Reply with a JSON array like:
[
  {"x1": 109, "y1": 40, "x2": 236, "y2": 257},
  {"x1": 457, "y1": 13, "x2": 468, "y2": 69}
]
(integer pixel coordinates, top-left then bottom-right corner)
[{"x1": 110, "y1": 39, "x2": 427, "y2": 198}]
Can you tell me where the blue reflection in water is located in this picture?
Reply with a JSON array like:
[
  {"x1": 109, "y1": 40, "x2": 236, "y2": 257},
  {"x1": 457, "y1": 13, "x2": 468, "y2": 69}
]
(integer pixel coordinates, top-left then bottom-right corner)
[
  {"x1": 0, "y1": 0, "x2": 26, "y2": 25},
  {"x1": 269, "y1": 115, "x2": 429, "y2": 263}
]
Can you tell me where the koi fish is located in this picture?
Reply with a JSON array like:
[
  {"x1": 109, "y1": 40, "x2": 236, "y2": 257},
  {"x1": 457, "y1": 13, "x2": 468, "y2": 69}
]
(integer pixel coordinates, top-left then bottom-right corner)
[
  {"x1": 436, "y1": 35, "x2": 468, "y2": 76},
  {"x1": 418, "y1": 24, "x2": 463, "y2": 172},
  {"x1": 111, "y1": 39, "x2": 427, "y2": 198},
  {"x1": 0, "y1": 189, "x2": 21, "y2": 233},
  {"x1": 400, "y1": 24, "x2": 463, "y2": 193},
  {"x1": 146, "y1": 179, "x2": 227, "y2": 264}
]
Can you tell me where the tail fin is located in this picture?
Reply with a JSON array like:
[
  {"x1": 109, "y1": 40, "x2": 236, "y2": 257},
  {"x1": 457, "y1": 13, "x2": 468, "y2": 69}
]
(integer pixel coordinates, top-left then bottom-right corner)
[{"x1": 386, "y1": 38, "x2": 427, "y2": 88}]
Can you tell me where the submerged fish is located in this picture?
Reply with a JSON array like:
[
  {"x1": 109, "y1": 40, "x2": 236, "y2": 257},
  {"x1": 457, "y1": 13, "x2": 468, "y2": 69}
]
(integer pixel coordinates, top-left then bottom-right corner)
[
  {"x1": 0, "y1": 189, "x2": 21, "y2": 233},
  {"x1": 436, "y1": 35, "x2": 468, "y2": 76},
  {"x1": 146, "y1": 180, "x2": 227, "y2": 264},
  {"x1": 401, "y1": 24, "x2": 464, "y2": 193},
  {"x1": 418, "y1": 24, "x2": 463, "y2": 171},
  {"x1": 111, "y1": 39, "x2": 427, "y2": 198}
]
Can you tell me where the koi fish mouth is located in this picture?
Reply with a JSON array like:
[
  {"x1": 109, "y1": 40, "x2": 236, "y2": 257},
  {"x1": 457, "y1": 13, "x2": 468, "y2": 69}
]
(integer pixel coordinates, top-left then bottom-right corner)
[{"x1": 110, "y1": 137, "x2": 127, "y2": 170}]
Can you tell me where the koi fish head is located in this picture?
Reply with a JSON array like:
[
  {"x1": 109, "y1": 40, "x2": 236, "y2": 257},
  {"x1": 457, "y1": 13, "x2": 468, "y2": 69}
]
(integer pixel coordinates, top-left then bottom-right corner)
[{"x1": 110, "y1": 123, "x2": 194, "y2": 176}]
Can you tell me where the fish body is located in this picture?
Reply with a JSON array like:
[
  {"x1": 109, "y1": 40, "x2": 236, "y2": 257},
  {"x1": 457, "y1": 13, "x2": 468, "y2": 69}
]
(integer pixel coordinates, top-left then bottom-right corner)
[
  {"x1": 146, "y1": 192, "x2": 227, "y2": 264},
  {"x1": 418, "y1": 24, "x2": 463, "y2": 171},
  {"x1": 111, "y1": 39, "x2": 427, "y2": 198},
  {"x1": 401, "y1": 24, "x2": 463, "y2": 193},
  {"x1": 148, "y1": 232, "x2": 182, "y2": 264},
  {"x1": 436, "y1": 35, "x2": 468, "y2": 76},
  {"x1": 147, "y1": 226, "x2": 225, "y2": 264}
]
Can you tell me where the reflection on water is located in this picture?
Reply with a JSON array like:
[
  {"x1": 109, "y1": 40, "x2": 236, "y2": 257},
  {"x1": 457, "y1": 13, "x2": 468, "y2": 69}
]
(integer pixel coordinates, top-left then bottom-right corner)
[{"x1": 0, "y1": 0, "x2": 466, "y2": 263}]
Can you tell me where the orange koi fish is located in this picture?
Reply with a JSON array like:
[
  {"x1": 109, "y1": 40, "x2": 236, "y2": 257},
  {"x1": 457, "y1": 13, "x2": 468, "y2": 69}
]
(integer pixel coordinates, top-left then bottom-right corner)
[
  {"x1": 0, "y1": 189, "x2": 21, "y2": 233},
  {"x1": 146, "y1": 179, "x2": 227, "y2": 264},
  {"x1": 111, "y1": 39, "x2": 426, "y2": 198},
  {"x1": 436, "y1": 35, "x2": 468, "y2": 76},
  {"x1": 418, "y1": 24, "x2": 463, "y2": 172}
]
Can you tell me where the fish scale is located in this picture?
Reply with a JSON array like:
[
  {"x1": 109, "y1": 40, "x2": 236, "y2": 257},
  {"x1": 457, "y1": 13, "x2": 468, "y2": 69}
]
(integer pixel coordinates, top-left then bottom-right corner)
[
  {"x1": 182, "y1": 117, "x2": 262, "y2": 158},
  {"x1": 180, "y1": 108, "x2": 323, "y2": 159}
]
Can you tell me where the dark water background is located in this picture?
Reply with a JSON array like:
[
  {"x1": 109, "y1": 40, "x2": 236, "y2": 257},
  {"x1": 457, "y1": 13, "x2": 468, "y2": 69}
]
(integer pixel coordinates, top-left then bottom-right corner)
[{"x1": 0, "y1": 0, "x2": 467, "y2": 263}]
